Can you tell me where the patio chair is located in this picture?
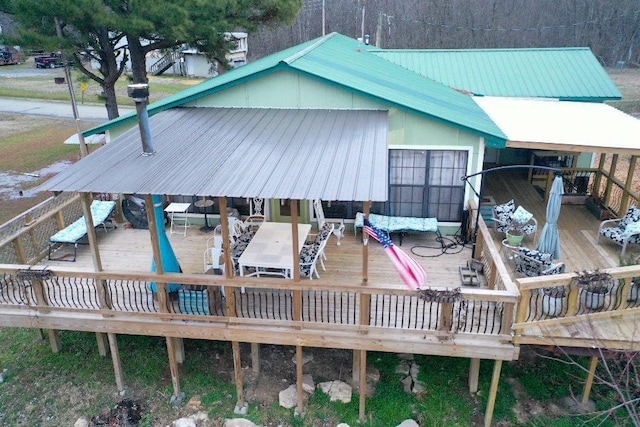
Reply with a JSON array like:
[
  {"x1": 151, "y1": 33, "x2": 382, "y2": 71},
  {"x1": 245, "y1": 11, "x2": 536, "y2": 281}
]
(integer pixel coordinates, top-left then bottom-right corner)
[
  {"x1": 313, "y1": 199, "x2": 345, "y2": 246},
  {"x1": 597, "y1": 205, "x2": 640, "y2": 257},
  {"x1": 305, "y1": 222, "x2": 334, "y2": 271},
  {"x1": 492, "y1": 200, "x2": 537, "y2": 242},
  {"x1": 512, "y1": 247, "x2": 565, "y2": 278},
  {"x1": 204, "y1": 235, "x2": 224, "y2": 274},
  {"x1": 299, "y1": 237, "x2": 329, "y2": 280}
]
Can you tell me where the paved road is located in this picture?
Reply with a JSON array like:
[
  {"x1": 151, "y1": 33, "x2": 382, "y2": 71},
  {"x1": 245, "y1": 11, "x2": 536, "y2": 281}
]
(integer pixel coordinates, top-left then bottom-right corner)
[{"x1": 0, "y1": 97, "x2": 133, "y2": 122}]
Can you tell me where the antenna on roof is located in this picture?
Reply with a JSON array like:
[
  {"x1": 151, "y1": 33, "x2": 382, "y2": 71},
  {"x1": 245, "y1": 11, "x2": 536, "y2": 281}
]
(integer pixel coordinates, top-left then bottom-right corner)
[{"x1": 127, "y1": 83, "x2": 155, "y2": 156}]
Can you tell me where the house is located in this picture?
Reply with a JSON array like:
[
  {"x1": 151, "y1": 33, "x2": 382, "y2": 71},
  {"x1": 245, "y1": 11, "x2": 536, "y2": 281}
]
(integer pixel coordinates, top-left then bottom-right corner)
[{"x1": 2, "y1": 33, "x2": 640, "y2": 426}]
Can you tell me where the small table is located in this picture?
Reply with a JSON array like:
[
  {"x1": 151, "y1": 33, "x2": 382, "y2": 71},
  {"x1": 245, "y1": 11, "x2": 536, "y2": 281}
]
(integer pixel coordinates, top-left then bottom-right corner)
[
  {"x1": 165, "y1": 202, "x2": 191, "y2": 236},
  {"x1": 194, "y1": 198, "x2": 215, "y2": 232},
  {"x1": 238, "y1": 222, "x2": 311, "y2": 278}
]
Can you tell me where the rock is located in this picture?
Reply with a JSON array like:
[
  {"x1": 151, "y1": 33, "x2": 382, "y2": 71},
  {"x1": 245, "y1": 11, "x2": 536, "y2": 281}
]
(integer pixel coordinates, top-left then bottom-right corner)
[
  {"x1": 396, "y1": 360, "x2": 410, "y2": 376},
  {"x1": 302, "y1": 374, "x2": 315, "y2": 393},
  {"x1": 171, "y1": 418, "x2": 196, "y2": 427},
  {"x1": 336, "y1": 424, "x2": 351, "y2": 427},
  {"x1": 409, "y1": 362, "x2": 420, "y2": 380},
  {"x1": 401, "y1": 375, "x2": 413, "y2": 393},
  {"x1": 412, "y1": 380, "x2": 427, "y2": 395},
  {"x1": 73, "y1": 418, "x2": 89, "y2": 427},
  {"x1": 317, "y1": 380, "x2": 352, "y2": 403},
  {"x1": 234, "y1": 402, "x2": 249, "y2": 415},
  {"x1": 224, "y1": 418, "x2": 260, "y2": 427},
  {"x1": 279, "y1": 385, "x2": 298, "y2": 409},
  {"x1": 292, "y1": 353, "x2": 314, "y2": 365},
  {"x1": 366, "y1": 366, "x2": 381, "y2": 383},
  {"x1": 187, "y1": 395, "x2": 202, "y2": 409},
  {"x1": 396, "y1": 420, "x2": 419, "y2": 427}
]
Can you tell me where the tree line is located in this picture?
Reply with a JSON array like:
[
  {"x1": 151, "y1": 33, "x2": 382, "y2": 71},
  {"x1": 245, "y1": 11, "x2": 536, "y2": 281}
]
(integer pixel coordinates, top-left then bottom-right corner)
[{"x1": 250, "y1": 0, "x2": 640, "y2": 67}]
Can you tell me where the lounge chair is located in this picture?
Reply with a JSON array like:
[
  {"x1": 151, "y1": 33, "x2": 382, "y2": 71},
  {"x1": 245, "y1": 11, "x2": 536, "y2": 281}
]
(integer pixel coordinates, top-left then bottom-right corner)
[
  {"x1": 48, "y1": 200, "x2": 116, "y2": 261},
  {"x1": 597, "y1": 205, "x2": 640, "y2": 257}
]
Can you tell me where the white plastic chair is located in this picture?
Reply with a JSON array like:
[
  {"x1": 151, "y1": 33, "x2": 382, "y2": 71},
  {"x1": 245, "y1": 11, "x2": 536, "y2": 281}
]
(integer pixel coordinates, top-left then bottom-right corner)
[
  {"x1": 313, "y1": 199, "x2": 345, "y2": 246},
  {"x1": 204, "y1": 235, "x2": 224, "y2": 274}
]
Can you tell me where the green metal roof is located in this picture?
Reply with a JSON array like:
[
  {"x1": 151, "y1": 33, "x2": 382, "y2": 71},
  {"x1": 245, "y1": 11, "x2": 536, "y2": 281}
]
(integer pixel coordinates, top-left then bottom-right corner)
[
  {"x1": 86, "y1": 33, "x2": 506, "y2": 146},
  {"x1": 372, "y1": 47, "x2": 622, "y2": 102}
]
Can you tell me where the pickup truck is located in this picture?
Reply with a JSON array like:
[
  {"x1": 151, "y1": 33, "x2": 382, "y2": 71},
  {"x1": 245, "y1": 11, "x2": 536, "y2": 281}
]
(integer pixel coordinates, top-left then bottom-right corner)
[
  {"x1": 34, "y1": 53, "x2": 63, "y2": 68},
  {"x1": 0, "y1": 50, "x2": 18, "y2": 66}
]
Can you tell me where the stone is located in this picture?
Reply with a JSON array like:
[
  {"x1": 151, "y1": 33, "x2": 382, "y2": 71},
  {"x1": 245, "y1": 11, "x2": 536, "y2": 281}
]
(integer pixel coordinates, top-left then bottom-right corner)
[
  {"x1": 171, "y1": 418, "x2": 196, "y2": 427},
  {"x1": 302, "y1": 374, "x2": 315, "y2": 393},
  {"x1": 224, "y1": 418, "x2": 260, "y2": 427},
  {"x1": 396, "y1": 360, "x2": 410, "y2": 376},
  {"x1": 401, "y1": 375, "x2": 413, "y2": 393},
  {"x1": 170, "y1": 391, "x2": 186, "y2": 407},
  {"x1": 317, "y1": 380, "x2": 352, "y2": 403},
  {"x1": 292, "y1": 353, "x2": 314, "y2": 365},
  {"x1": 234, "y1": 402, "x2": 249, "y2": 415},
  {"x1": 187, "y1": 395, "x2": 202, "y2": 409},
  {"x1": 396, "y1": 420, "x2": 419, "y2": 427},
  {"x1": 73, "y1": 418, "x2": 89, "y2": 427},
  {"x1": 279, "y1": 385, "x2": 298, "y2": 409},
  {"x1": 412, "y1": 380, "x2": 427, "y2": 395},
  {"x1": 336, "y1": 424, "x2": 351, "y2": 427},
  {"x1": 409, "y1": 362, "x2": 420, "y2": 381},
  {"x1": 366, "y1": 366, "x2": 381, "y2": 382}
]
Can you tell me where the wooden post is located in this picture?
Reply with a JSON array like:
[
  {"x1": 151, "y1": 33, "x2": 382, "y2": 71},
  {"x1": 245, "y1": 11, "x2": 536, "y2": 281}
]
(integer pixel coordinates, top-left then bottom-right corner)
[
  {"x1": 358, "y1": 350, "x2": 367, "y2": 423},
  {"x1": 484, "y1": 360, "x2": 503, "y2": 427},
  {"x1": 581, "y1": 356, "x2": 599, "y2": 405},
  {"x1": 145, "y1": 195, "x2": 168, "y2": 313},
  {"x1": 603, "y1": 154, "x2": 618, "y2": 209},
  {"x1": 296, "y1": 345, "x2": 304, "y2": 414},
  {"x1": 47, "y1": 329, "x2": 61, "y2": 353},
  {"x1": 107, "y1": 333, "x2": 125, "y2": 392},
  {"x1": 352, "y1": 350, "x2": 361, "y2": 384},
  {"x1": 251, "y1": 343, "x2": 260, "y2": 374},
  {"x1": 174, "y1": 337, "x2": 185, "y2": 364},
  {"x1": 362, "y1": 201, "x2": 371, "y2": 285},
  {"x1": 232, "y1": 341, "x2": 245, "y2": 408},
  {"x1": 13, "y1": 238, "x2": 26, "y2": 264},
  {"x1": 165, "y1": 336, "x2": 182, "y2": 399},
  {"x1": 81, "y1": 192, "x2": 103, "y2": 272},
  {"x1": 592, "y1": 153, "x2": 606, "y2": 198},
  {"x1": 439, "y1": 302, "x2": 453, "y2": 331},
  {"x1": 469, "y1": 358, "x2": 481, "y2": 393},
  {"x1": 291, "y1": 200, "x2": 303, "y2": 326},
  {"x1": 620, "y1": 155, "x2": 637, "y2": 215},
  {"x1": 219, "y1": 197, "x2": 236, "y2": 317},
  {"x1": 96, "y1": 333, "x2": 108, "y2": 357},
  {"x1": 499, "y1": 302, "x2": 514, "y2": 335}
]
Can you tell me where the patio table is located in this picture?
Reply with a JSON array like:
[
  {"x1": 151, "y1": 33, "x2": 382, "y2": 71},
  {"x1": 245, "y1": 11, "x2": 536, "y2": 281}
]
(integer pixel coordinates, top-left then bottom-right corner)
[{"x1": 238, "y1": 222, "x2": 311, "y2": 278}]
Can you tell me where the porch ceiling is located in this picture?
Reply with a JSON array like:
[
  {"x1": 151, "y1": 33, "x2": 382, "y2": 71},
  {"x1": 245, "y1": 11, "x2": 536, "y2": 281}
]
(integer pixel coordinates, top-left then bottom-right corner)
[
  {"x1": 39, "y1": 108, "x2": 389, "y2": 201},
  {"x1": 474, "y1": 96, "x2": 640, "y2": 155}
]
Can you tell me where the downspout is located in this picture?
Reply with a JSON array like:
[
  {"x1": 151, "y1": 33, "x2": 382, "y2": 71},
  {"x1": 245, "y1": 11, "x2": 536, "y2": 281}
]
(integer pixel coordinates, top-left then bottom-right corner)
[{"x1": 128, "y1": 84, "x2": 182, "y2": 292}]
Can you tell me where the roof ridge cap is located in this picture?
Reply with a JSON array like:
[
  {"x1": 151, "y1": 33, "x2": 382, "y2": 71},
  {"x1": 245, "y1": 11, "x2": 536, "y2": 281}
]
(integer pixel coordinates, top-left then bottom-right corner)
[{"x1": 282, "y1": 32, "x2": 337, "y2": 64}]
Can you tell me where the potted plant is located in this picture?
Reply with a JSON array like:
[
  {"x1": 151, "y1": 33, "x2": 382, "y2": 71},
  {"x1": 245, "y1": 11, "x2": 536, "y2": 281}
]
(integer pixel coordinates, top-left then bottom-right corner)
[
  {"x1": 539, "y1": 286, "x2": 567, "y2": 317},
  {"x1": 573, "y1": 269, "x2": 613, "y2": 309},
  {"x1": 505, "y1": 218, "x2": 526, "y2": 246}
]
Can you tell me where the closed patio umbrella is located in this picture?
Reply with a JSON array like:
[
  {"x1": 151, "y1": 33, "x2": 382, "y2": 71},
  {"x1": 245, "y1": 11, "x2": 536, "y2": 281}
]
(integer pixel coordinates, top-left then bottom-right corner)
[{"x1": 537, "y1": 174, "x2": 564, "y2": 259}]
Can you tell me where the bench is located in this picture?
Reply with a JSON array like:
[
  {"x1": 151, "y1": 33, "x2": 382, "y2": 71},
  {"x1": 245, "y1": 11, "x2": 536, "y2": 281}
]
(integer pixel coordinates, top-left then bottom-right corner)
[
  {"x1": 354, "y1": 212, "x2": 439, "y2": 245},
  {"x1": 49, "y1": 200, "x2": 117, "y2": 261}
]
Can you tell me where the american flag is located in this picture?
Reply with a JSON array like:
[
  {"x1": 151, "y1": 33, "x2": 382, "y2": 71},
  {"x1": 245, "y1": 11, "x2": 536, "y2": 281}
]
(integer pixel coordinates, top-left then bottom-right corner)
[{"x1": 363, "y1": 218, "x2": 427, "y2": 290}]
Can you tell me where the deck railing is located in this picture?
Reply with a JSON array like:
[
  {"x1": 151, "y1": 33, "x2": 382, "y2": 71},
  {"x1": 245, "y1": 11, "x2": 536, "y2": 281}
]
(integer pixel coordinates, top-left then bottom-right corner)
[
  {"x1": 0, "y1": 261, "x2": 519, "y2": 340},
  {"x1": 514, "y1": 266, "x2": 640, "y2": 327}
]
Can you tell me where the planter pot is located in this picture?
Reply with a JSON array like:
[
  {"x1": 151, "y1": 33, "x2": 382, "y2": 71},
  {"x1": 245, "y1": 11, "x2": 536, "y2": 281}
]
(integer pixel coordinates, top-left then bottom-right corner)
[
  {"x1": 582, "y1": 289, "x2": 608, "y2": 309},
  {"x1": 506, "y1": 231, "x2": 524, "y2": 246},
  {"x1": 539, "y1": 288, "x2": 566, "y2": 317}
]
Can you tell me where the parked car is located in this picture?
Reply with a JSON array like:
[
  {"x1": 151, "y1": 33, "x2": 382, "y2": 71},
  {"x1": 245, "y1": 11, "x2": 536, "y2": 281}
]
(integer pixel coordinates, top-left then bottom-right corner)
[
  {"x1": 34, "y1": 53, "x2": 63, "y2": 68},
  {"x1": 0, "y1": 50, "x2": 18, "y2": 66}
]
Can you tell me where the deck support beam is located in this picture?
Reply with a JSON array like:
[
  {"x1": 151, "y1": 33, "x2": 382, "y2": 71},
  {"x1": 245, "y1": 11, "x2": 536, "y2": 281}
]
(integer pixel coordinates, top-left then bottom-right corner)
[
  {"x1": 352, "y1": 350, "x2": 360, "y2": 383},
  {"x1": 358, "y1": 349, "x2": 367, "y2": 423},
  {"x1": 251, "y1": 343, "x2": 260, "y2": 373},
  {"x1": 296, "y1": 345, "x2": 304, "y2": 415},
  {"x1": 484, "y1": 359, "x2": 502, "y2": 427},
  {"x1": 166, "y1": 336, "x2": 182, "y2": 402},
  {"x1": 96, "y1": 332, "x2": 108, "y2": 357},
  {"x1": 581, "y1": 356, "x2": 599, "y2": 405},
  {"x1": 108, "y1": 333, "x2": 125, "y2": 392},
  {"x1": 232, "y1": 341, "x2": 245, "y2": 411},
  {"x1": 469, "y1": 358, "x2": 480, "y2": 393},
  {"x1": 48, "y1": 329, "x2": 61, "y2": 353}
]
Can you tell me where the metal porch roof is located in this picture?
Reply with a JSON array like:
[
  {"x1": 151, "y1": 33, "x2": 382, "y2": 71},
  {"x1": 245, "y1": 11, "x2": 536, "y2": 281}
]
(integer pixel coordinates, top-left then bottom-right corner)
[
  {"x1": 474, "y1": 97, "x2": 640, "y2": 155},
  {"x1": 40, "y1": 108, "x2": 389, "y2": 201},
  {"x1": 373, "y1": 48, "x2": 621, "y2": 101}
]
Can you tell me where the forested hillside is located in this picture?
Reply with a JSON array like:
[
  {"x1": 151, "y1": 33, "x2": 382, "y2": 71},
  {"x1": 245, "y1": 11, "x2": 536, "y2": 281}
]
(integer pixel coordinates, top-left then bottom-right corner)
[{"x1": 249, "y1": 0, "x2": 640, "y2": 67}]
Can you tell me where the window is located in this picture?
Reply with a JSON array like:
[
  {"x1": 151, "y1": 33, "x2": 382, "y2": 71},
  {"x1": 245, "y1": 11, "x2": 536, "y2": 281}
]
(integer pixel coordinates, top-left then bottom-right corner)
[{"x1": 312, "y1": 149, "x2": 467, "y2": 223}]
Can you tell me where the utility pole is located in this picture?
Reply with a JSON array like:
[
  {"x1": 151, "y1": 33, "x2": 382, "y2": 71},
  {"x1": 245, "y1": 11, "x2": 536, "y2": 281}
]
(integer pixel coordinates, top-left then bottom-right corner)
[
  {"x1": 54, "y1": 17, "x2": 88, "y2": 158},
  {"x1": 361, "y1": 3, "x2": 366, "y2": 41},
  {"x1": 376, "y1": 11, "x2": 382, "y2": 47}
]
